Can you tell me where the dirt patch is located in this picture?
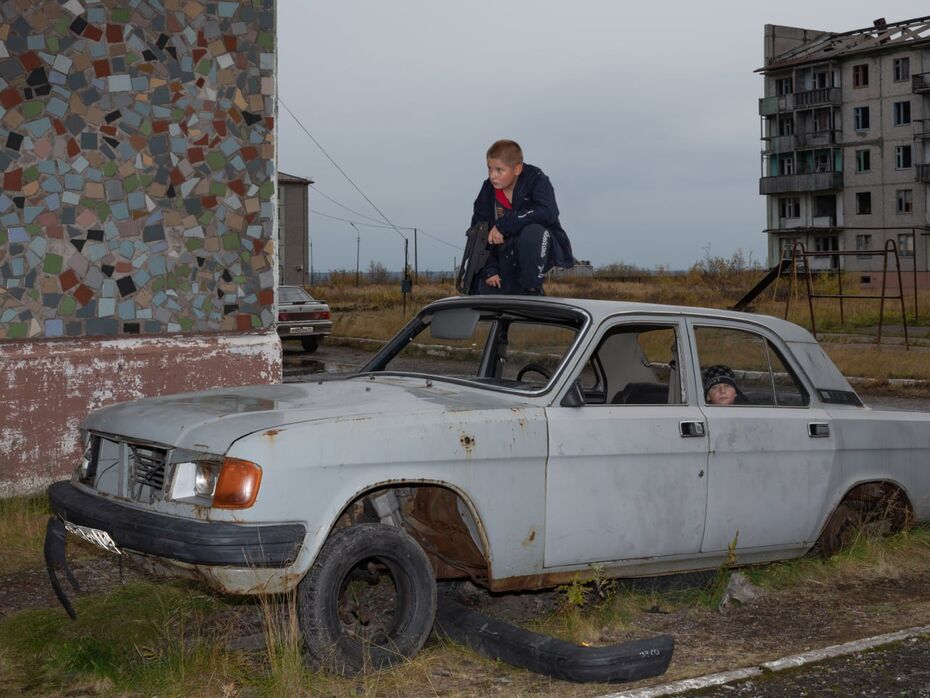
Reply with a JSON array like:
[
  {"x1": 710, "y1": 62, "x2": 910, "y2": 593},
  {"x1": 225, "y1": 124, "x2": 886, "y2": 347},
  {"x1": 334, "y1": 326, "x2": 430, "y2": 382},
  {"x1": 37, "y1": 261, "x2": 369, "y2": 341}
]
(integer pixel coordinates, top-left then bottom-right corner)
[{"x1": 5, "y1": 548, "x2": 930, "y2": 696}]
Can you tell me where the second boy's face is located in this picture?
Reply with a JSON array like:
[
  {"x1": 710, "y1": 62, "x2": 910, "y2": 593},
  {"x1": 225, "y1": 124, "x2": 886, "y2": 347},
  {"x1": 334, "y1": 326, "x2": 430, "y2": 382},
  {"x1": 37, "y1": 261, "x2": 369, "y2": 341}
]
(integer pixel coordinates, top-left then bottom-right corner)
[
  {"x1": 706, "y1": 383, "x2": 737, "y2": 405},
  {"x1": 487, "y1": 158, "x2": 523, "y2": 192}
]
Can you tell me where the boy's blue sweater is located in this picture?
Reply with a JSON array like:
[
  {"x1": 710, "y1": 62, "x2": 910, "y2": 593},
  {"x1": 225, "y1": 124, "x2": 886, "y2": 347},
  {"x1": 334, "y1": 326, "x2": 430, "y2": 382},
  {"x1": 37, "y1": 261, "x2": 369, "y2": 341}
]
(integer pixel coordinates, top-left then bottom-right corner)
[{"x1": 470, "y1": 163, "x2": 574, "y2": 271}]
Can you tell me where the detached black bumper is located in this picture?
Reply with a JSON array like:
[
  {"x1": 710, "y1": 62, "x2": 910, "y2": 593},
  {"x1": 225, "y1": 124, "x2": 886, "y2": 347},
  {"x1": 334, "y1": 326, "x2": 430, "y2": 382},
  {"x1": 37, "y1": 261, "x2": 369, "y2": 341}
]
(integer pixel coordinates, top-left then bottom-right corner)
[{"x1": 48, "y1": 480, "x2": 306, "y2": 567}]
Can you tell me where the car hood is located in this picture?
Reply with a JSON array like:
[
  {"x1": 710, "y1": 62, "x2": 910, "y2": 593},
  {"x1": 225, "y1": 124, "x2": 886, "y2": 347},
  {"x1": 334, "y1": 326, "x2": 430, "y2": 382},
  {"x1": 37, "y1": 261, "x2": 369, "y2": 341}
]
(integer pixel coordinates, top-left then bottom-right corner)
[{"x1": 82, "y1": 375, "x2": 525, "y2": 454}]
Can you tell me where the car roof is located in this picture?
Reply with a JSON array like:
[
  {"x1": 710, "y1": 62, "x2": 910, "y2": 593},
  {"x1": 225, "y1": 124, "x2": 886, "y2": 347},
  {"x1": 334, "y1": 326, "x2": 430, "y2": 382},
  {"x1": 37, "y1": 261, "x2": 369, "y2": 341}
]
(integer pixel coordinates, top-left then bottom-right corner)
[{"x1": 428, "y1": 295, "x2": 818, "y2": 344}]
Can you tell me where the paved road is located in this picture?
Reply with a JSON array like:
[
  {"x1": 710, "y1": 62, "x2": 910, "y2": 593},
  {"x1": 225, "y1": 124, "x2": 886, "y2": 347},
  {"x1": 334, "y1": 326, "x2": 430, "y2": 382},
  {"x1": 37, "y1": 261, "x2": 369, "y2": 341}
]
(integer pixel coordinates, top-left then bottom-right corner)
[{"x1": 682, "y1": 634, "x2": 930, "y2": 697}]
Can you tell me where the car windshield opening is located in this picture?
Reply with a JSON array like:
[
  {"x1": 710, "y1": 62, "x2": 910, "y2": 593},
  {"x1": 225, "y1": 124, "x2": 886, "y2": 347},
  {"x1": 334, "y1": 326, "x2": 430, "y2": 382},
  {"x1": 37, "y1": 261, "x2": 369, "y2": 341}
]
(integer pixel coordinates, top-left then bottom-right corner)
[{"x1": 364, "y1": 304, "x2": 584, "y2": 391}]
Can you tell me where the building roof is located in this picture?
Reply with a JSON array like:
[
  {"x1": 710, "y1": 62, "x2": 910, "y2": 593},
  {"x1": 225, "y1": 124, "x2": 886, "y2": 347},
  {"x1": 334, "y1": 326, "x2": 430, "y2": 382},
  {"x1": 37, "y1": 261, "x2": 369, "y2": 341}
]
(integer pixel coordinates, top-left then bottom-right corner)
[
  {"x1": 759, "y1": 15, "x2": 930, "y2": 73},
  {"x1": 278, "y1": 171, "x2": 314, "y2": 185}
]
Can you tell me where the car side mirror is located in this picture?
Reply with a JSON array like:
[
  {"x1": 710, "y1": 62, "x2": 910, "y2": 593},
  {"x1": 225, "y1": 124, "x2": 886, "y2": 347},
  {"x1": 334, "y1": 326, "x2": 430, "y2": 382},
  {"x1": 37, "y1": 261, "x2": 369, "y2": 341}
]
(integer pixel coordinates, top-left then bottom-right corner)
[{"x1": 560, "y1": 379, "x2": 585, "y2": 407}]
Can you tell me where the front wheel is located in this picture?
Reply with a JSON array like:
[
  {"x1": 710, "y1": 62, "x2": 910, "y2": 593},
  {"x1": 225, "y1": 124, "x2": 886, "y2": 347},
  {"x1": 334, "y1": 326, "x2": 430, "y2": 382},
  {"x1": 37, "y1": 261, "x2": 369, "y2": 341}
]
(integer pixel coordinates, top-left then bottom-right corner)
[{"x1": 297, "y1": 523, "x2": 436, "y2": 675}]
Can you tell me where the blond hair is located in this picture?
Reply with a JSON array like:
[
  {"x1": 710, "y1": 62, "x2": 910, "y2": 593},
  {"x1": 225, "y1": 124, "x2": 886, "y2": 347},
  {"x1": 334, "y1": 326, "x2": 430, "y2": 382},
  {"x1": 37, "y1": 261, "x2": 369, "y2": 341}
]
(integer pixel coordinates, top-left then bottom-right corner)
[{"x1": 486, "y1": 139, "x2": 523, "y2": 166}]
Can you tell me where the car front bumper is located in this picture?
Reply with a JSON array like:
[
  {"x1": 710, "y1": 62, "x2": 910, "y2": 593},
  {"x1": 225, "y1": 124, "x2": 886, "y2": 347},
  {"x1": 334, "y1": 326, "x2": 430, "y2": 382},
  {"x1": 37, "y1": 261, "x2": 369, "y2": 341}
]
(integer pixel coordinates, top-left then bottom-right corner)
[{"x1": 47, "y1": 480, "x2": 306, "y2": 567}]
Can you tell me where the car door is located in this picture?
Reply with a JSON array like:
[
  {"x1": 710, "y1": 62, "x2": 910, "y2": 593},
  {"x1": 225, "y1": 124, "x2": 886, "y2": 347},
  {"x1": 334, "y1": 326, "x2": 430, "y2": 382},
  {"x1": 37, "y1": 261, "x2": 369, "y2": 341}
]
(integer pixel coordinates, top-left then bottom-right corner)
[
  {"x1": 688, "y1": 321, "x2": 836, "y2": 553},
  {"x1": 544, "y1": 317, "x2": 709, "y2": 568}
]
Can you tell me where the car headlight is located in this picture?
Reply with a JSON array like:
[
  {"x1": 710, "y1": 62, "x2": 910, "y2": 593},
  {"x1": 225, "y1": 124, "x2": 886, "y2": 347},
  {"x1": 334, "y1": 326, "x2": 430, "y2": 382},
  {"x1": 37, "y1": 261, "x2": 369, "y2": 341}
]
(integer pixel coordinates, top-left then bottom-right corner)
[
  {"x1": 194, "y1": 463, "x2": 218, "y2": 497},
  {"x1": 171, "y1": 457, "x2": 262, "y2": 508}
]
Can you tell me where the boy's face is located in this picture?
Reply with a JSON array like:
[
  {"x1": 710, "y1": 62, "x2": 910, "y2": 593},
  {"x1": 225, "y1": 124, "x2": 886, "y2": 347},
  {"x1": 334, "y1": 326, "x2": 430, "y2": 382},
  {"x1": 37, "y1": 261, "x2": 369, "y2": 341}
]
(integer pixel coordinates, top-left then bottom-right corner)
[
  {"x1": 706, "y1": 383, "x2": 737, "y2": 405},
  {"x1": 487, "y1": 158, "x2": 523, "y2": 191}
]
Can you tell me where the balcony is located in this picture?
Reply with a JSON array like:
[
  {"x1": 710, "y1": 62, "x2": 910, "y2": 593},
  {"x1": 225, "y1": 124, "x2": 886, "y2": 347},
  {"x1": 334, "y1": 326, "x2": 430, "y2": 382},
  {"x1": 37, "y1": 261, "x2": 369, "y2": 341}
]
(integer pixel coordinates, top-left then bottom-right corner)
[
  {"x1": 759, "y1": 170, "x2": 843, "y2": 195},
  {"x1": 916, "y1": 164, "x2": 930, "y2": 182},
  {"x1": 812, "y1": 215, "x2": 837, "y2": 228},
  {"x1": 759, "y1": 95, "x2": 786, "y2": 116},
  {"x1": 762, "y1": 130, "x2": 838, "y2": 153},
  {"x1": 913, "y1": 72, "x2": 930, "y2": 94},
  {"x1": 915, "y1": 118, "x2": 930, "y2": 140},
  {"x1": 758, "y1": 88, "x2": 841, "y2": 115},
  {"x1": 791, "y1": 87, "x2": 842, "y2": 109}
]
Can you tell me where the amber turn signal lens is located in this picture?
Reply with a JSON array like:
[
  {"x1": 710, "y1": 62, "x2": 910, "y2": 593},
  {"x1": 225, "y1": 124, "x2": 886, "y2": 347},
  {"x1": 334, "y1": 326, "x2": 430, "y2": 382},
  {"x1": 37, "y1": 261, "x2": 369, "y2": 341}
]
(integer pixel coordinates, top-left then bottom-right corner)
[{"x1": 212, "y1": 458, "x2": 262, "y2": 509}]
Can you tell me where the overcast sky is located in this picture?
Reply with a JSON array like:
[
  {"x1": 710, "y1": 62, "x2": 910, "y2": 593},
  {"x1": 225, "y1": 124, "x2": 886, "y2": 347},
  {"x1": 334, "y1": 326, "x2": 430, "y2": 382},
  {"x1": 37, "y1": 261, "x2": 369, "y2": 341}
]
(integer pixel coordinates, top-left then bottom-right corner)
[{"x1": 277, "y1": 2, "x2": 929, "y2": 274}]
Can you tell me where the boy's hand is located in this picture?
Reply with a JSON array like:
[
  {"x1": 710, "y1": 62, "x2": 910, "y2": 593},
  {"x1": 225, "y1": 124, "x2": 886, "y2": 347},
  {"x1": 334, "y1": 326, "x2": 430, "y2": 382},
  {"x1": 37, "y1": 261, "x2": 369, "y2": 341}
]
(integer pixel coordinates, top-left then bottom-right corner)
[
  {"x1": 488, "y1": 227, "x2": 504, "y2": 245},
  {"x1": 486, "y1": 274, "x2": 502, "y2": 288}
]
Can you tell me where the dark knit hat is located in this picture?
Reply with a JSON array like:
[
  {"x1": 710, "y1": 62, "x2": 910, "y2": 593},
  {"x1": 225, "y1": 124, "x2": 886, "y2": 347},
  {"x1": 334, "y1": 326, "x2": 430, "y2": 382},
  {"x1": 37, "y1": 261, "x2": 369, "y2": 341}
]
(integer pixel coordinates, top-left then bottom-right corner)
[{"x1": 703, "y1": 365, "x2": 737, "y2": 394}]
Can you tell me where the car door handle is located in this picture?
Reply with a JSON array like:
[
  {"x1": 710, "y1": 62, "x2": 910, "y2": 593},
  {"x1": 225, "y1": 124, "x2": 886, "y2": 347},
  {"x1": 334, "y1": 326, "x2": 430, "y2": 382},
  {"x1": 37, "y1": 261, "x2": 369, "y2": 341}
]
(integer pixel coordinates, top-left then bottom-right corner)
[
  {"x1": 808, "y1": 422, "x2": 830, "y2": 438},
  {"x1": 680, "y1": 421, "x2": 706, "y2": 437}
]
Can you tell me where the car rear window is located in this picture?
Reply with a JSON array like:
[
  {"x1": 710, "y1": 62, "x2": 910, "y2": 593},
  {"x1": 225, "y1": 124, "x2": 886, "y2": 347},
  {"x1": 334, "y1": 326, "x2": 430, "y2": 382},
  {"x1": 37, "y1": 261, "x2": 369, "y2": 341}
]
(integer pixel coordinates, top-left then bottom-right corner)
[{"x1": 279, "y1": 287, "x2": 315, "y2": 303}]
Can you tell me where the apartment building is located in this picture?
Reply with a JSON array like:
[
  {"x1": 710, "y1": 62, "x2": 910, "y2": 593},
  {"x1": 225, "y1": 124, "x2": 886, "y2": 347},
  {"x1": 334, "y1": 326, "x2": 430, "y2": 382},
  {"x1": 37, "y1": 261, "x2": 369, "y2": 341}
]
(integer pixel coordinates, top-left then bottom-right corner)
[{"x1": 759, "y1": 16, "x2": 930, "y2": 286}]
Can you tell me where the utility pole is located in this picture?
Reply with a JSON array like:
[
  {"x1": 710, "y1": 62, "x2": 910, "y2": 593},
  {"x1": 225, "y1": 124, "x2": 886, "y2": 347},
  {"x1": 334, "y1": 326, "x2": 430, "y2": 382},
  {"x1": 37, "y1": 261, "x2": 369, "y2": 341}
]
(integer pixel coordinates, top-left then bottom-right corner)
[
  {"x1": 402, "y1": 237, "x2": 411, "y2": 318},
  {"x1": 414, "y1": 228, "x2": 418, "y2": 284},
  {"x1": 350, "y1": 222, "x2": 360, "y2": 287},
  {"x1": 308, "y1": 236, "x2": 313, "y2": 286}
]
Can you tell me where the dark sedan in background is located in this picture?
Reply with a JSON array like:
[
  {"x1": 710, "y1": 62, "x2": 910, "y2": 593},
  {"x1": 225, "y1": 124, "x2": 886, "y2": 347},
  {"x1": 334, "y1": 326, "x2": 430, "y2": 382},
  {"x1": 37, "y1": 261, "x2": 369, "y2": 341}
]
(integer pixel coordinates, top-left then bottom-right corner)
[{"x1": 277, "y1": 285, "x2": 332, "y2": 352}]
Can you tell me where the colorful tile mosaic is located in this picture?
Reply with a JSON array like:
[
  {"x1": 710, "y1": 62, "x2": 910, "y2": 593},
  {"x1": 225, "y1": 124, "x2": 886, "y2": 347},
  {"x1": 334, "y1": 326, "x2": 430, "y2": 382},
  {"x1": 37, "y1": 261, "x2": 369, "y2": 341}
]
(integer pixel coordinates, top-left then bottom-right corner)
[{"x1": 0, "y1": 0, "x2": 277, "y2": 339}]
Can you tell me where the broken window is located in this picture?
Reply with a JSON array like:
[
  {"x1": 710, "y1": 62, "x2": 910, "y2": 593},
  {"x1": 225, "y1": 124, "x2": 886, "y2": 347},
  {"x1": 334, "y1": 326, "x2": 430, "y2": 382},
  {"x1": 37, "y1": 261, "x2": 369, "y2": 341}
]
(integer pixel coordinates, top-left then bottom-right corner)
[
  {"x1": 856, "y1": 234, "x2": 873, "y2": 259},
  {"x1": 893, "y1": 57, "x2": 910, "y2": 82},
  {"x1": 856, "y1": 192, "x2": 872, "y2": 215},
  {"x1": 855, "y1": 149, "x2": 870, "y2": 172},
  {"x1": 897, "y1": 233, "x2": 914, "y2": 257},
  {"x1": 693, "y1": 326, "x2": 808, "y2": 408},
  {"x1": 854, "y1": 106, "x2": 870, "y2": 131},
  {"x1": 895, "y1": 145, "x2": 912, "y2": 169},
  {"x1": 893, "y1": 101, "x2": 911, "y2": 126},
  {"x1": 853, "y1": 64, "x2": 869, "y2": 88},
  {"x1": 588, "y1": 325, "x2": 684, "y2": 406},
  {"x1": 778, "y1": 197, "x2": 800, "y2": 219},
  {"x1": 813, "y1": 195, "x2": 835, "y2": 219},
  {"x1": 367, "y1": 305, "x2": 582, "y2": 390}
]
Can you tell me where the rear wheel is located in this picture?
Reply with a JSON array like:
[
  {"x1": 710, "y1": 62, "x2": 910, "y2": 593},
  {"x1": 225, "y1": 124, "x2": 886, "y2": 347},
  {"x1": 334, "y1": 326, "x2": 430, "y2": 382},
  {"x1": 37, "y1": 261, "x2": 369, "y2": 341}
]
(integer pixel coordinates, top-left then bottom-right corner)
[
  {"x1": 297, "y1": 524, "x2": 436, "y2": 675},
  {"x1": 818, "y1": 503, "x2": 862, "y2": 557},
  {"x1": 301, "y1": 336, "x2": 319, "y2": 353}
]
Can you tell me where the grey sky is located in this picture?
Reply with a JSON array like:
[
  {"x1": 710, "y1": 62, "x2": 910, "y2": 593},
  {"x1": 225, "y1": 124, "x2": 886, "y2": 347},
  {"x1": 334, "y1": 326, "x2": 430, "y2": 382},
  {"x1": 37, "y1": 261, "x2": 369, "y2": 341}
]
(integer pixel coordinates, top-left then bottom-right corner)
[{"x1": 277, "y1": 1, "x2": 929, "y2": 274}]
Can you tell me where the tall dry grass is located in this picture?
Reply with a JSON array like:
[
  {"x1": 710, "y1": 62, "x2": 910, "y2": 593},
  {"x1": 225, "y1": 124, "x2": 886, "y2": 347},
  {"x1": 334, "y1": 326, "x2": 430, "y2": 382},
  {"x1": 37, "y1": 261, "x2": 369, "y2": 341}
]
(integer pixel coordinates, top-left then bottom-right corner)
[
  {"x1": 309, "y1": 267, "x2": 930, "y2": 382},
  {"x1": 0, "y1": 493, "x2": 51, "y2": 574}
]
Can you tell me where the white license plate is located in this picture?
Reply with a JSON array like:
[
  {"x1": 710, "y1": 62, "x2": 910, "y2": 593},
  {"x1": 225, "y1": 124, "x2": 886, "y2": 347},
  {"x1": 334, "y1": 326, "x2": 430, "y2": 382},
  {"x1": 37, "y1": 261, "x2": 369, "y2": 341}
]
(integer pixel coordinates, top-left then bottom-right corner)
[
  {"x1": 289, "y1": 326, "x2": 313, "y2": 334},
  {"x1": 65, "y1": 521, "x2": 122, "y2": 555}
]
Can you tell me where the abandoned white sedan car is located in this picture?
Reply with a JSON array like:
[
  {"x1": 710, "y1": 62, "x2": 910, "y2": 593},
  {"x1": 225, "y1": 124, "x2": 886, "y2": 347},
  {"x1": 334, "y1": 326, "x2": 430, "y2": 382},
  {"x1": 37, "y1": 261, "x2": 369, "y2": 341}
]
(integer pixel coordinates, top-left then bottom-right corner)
[{"x1": 46, "y1": 296, "x2": 930, "y2": 672}]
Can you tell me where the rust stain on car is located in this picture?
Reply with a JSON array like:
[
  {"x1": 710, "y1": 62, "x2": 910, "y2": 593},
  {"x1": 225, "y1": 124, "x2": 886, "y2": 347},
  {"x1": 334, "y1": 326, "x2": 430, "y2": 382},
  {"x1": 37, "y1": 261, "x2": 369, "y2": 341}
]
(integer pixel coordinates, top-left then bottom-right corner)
[
  {"x1": 522, "y1": 528, "x2": 536, "y2": 546},
  {"x1": 264, "y1": 428, "x2": 283, "y2": 438},
  {"x1": 459, "y1": 433, "x2": 476, "y2": 455}
]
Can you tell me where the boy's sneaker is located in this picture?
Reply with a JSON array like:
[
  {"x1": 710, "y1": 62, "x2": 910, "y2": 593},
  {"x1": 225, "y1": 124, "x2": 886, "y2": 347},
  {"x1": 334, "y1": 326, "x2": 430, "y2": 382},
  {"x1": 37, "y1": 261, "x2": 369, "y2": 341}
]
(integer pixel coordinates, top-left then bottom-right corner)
[{"x1": 523, "y1": 287, "x2": 545, "y2": 296}]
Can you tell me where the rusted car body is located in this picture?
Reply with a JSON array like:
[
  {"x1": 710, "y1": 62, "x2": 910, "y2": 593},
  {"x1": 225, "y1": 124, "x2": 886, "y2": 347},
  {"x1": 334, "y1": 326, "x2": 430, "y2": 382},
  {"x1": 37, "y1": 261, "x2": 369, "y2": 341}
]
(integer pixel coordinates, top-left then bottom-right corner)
[{"x1": 46, "y1": 296, "x2": 930, "y2": 670}]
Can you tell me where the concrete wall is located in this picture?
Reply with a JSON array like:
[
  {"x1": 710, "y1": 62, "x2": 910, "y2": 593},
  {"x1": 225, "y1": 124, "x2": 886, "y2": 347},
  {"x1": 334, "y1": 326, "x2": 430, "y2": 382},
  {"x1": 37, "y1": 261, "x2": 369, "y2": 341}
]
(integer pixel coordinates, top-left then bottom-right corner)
[
  {"x1": 0, "y1": 0, "x2": 281, "y2": 493},
  {"x1": 277, "y1": 175, "x2": 309, "y2": 286}
]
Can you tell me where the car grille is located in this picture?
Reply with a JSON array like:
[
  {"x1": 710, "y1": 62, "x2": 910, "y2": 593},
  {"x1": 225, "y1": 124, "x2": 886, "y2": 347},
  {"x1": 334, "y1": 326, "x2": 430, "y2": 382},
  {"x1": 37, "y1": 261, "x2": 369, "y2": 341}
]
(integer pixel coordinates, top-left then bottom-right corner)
[{"x1": 130, "y1": 444, "x2": 169, "y2": 492}]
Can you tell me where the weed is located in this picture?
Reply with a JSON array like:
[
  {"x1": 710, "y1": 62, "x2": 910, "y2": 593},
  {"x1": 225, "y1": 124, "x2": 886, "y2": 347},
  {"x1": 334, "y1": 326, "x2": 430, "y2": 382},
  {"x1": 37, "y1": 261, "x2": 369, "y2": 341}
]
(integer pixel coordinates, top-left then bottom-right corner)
[
  {"x1": 253, "y1": 589, "x2": 312, "y2": 696},
  {"x1": 0, "y1": 492, "x2": 50, "y2": 574}
]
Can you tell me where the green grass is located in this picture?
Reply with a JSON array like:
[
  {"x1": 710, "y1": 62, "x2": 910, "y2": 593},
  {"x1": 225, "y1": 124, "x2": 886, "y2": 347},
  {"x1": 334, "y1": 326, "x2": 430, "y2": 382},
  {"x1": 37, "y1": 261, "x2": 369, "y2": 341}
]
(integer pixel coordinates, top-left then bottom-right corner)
[{"x1": 0, "y1": 581, "x2": 250, "y2": 696}]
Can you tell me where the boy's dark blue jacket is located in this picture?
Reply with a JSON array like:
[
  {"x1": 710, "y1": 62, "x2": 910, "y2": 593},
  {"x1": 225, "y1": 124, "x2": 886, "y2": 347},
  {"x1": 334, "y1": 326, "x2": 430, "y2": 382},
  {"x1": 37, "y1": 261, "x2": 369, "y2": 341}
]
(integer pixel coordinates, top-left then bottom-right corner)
[{"x1": 470, "y1": 163, "x2": 574, "y2": 276}]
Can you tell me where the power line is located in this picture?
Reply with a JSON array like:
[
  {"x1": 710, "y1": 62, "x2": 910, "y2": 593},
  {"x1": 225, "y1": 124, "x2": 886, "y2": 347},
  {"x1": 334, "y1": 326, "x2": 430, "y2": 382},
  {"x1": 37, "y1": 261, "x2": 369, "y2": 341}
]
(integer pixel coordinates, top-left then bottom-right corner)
[
  {"x1": 310, "y1": 208, "x2": 461, "y2": 250},
  {"x1": 309, "y1": 184, "x2": 386, "y2": 225},
  {"x1": 278, "y1": 98, "x2": 407, "y2": 241}
]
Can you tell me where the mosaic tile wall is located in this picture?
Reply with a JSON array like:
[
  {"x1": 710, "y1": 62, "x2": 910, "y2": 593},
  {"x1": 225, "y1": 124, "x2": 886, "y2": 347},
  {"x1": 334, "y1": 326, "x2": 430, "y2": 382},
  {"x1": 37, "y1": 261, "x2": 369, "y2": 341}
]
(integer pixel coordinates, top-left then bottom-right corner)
[{"x1": 0, "y1": 0, "x2": 276, "y2": 339}]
